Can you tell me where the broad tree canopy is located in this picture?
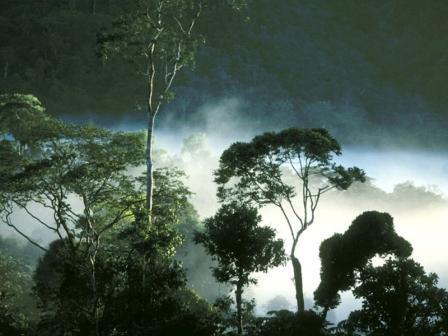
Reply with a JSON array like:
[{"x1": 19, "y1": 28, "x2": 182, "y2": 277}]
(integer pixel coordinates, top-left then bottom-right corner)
[
  {"x1": 215, "y1": 128, "x2": 365, "y2": 225},
  {"x1": 0, "y1": 94, "x2": 146, "y2": 251},
  {"x1": 342, "y1": 258, "x2": 448, "y2": 335},
  {"x1": 195, "y1": 202, "x2": 285, "y2": 286},
  {"x1": 315, "y1": 211, "x2": 413, "y2": 312}
]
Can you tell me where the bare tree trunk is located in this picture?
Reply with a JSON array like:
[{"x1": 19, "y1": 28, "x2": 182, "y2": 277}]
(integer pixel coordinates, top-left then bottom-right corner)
[
  {"x1": 91, "y1": 0, "x2": 96, "y2": 15},
  {"x1": 394, "y1": 265, "x2": 408, "y2": 335},
  {"x1": 235, "y1": 282, "x2": 243, "y2": 335},
  {"x1": 82, "y1": 198, "x2": 100, "y2": 336},
  {"x1": 146, "y1": 111, "x2": 155, "y2": 217},
  {"x1": 85, "y1": 202, "x2": 100, "y2": 336},
  {"x1": 291, "y1": 254, "x2": 305, "y2": 313},
  {"x1": 89, "y1": 252, "x2": 100, "y2": 336},
  {"x1": 145, "y1": 48, "x2": 156, "y2": 223}
]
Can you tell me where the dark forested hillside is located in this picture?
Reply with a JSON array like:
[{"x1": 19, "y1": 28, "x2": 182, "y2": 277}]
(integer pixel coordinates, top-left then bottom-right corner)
[{"x1": 1, "y1": 0, "x2": 448, "y2": 146}]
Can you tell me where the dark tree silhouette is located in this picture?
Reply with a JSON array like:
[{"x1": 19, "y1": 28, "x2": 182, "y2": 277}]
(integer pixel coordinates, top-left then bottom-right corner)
[
  {"x1": 257, "y1": 310, "x2": 324, "y2": 336},
  {"x1": 215, "y1": 128, "x2": 365, "y2": 313},
  {"x1": 315, "y1": 211, "x2": 413, "y2": 317},
  {"x1": 195, "y1": 202, "x2": 286, "y2": 334},
  {"x1": 339, "y1": 258, "x2": 448, "y2": 335}
]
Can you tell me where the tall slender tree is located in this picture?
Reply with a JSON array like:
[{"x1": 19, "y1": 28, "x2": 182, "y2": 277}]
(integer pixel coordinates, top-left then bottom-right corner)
[
  {"x1": 97, "y1": 0, "x2": 246, "y2": 222},
  {"x1": 215, "y1": 128, "x2": 365, "y2": 313}
]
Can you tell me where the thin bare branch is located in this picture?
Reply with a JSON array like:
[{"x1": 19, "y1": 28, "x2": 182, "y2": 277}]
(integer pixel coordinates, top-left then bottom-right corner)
[
  {"x1": 285, "y1": 195, "x2": 304, "y2": 229},
  {"x1": 99, "y1": 208, "x2": 134, "y2": 235},
  {"x1": 187, "y1": 3, "x2": 203, "y2": 35},
  {"x1": 172, "y1": 16, "x2": 186, "y2": 34},
  {"x1": 278, "y1": 203, "x2": 296, "y2": 242},
  {"x1": 15, "y1": 201, "x2": 57, "y2": 232},
  {"x1": 2, "y1": 210, "x2": 48, "y2": 252},
  {"x1": 288, "y1": 154, "x2": 302, "y2": 179}
]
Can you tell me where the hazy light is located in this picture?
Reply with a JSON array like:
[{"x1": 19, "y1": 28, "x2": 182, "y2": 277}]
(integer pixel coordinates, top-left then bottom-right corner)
[
  {"x1": 4, "y1": 126, "x2": 447, "y2": 324},
  {"x1": 148, "y1": 130, "x2": 448, "y2": 322}
]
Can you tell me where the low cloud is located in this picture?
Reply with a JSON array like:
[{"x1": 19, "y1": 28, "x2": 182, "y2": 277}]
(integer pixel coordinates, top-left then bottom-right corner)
[{"x1": 2, "y1": 128, "x2": 447, "y2": 324}]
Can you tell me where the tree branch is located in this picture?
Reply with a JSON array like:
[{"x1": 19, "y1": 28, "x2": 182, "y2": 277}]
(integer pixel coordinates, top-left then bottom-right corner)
[
  {"x1": 278, "y1": 203, "x2": 296, "y2": 242},
  {"x1": 14, "y1": 201, "x2": 58, "y2": 232},
  {"x1": 2, "y1": 207, "x2": 48, "y2": 252}
]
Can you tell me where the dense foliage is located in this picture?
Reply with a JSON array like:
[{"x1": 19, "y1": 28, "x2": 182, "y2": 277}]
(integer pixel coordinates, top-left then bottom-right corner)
[
  {"x1": 195, "y1": 202, "x2": 285, "y2": 334},
  {"x1": 342, "y1": 258, "x2": 448, "y2": 335},
  {"x1": 1, "y1": 1, "x2": 447, "y2": 146},
  {"x1": 315, "y1": 211, "x2": 413, "y2": 313}
]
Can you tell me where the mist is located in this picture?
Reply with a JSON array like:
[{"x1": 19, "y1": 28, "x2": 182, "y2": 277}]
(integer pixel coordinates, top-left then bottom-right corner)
[
  {"x1": 4, "y1": 93, "x2": 448, "y2": 325},
  {"x1": 71, "y1": 98, "x2": 448, "y2": 321},
  {"x1": 177, "y1": 139, "x2": 447, "y2": 322},
  {"x1": 135, "y1": 102, "x2": 448, "y2": 322}
]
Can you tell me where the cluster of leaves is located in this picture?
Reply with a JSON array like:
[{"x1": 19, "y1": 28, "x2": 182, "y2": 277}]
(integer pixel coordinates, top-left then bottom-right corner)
[
  {"x1": 195, "y1": 202, "x2": 285, "y2": 286},
  {"x1": 255, "y1": 310, "x2": 325, "y2": 336},
  {"x1": 330, "y1": 258, "x2": 448, "y2": 336},
  {"x1": 195, "y1": 202, "x2": 286, "y2": 334},
  {"x1": 0, "y1": 93, "x2": 146, "y2": 250},
  {"x1": 315, "y1": 211, "x2": 413, "y2": 311},
  {"x1": 31, "y1": 236, "x2": 219, "y2": 336},
  {"x1": 22, "y1": 164, "x2": 221, "y2": 335},
  {"x1": 344, "y1": 258, "x2": 448, "y2": 335},
  {"x1": 217, "y1": 128, "x2": 335, "y2": 203},
  {"x1": 0, "y1": 251, "x2": 35, "y2": 336}
]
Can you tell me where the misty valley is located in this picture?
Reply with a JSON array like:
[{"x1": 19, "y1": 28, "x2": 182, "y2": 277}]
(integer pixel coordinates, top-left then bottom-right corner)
[{"x1": 1, "y1": 1, "x2": 448, "y2": 336}]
